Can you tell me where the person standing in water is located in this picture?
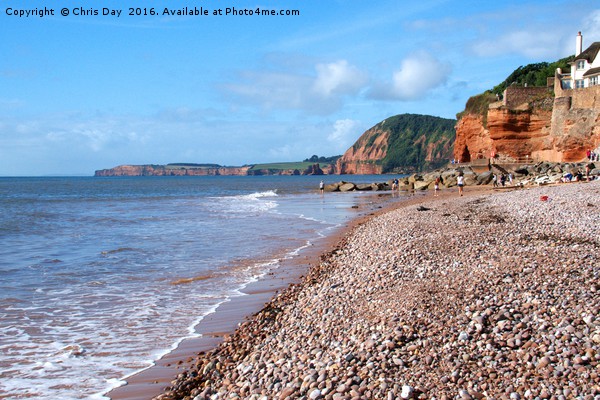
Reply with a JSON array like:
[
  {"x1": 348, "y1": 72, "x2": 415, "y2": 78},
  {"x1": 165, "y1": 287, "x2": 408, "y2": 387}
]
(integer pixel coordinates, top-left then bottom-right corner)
[{"x1": 319, "y1": 180, "x2": 324, "y2": 195}]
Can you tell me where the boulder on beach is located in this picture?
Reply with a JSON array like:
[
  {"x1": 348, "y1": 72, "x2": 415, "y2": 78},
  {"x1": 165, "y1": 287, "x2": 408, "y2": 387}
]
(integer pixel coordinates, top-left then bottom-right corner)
[
  {"x1": 324, "y1": 182, "x2": 343, "y2": 192},
  {"x1": 355, "y1": 183, "x2": 374, "y2": 191},
  {"x1": 339, "y1": 182, "x2": 357, "y2": 192},
  {"x1": 476, "y1": 171, "x2": 493, "y2": 185},
  {"x1": 414, "y1": 180, "x2": 430, "y2": 191}
]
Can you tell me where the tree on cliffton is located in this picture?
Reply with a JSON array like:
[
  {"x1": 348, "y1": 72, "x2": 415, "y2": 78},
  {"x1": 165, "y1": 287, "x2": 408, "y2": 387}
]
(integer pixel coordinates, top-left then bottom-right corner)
[{"x1": 491, "y1": 56, "x2": 574, "y2": 96}]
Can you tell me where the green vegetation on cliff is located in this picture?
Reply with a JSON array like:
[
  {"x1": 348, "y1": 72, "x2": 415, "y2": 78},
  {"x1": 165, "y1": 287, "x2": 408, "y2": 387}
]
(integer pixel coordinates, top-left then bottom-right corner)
[
  {"x1": 490, "y1": 56, "x2": 573, "y2": 96},
  {"x1": 303, "y1": 155, "x2": 341, "y2": 163},
  {"x1": 377, "y1": 114, "x2": 456, "y2": 173},
  {"x1": 456, "y1": 56, "x2": 574, "y2": 120}
]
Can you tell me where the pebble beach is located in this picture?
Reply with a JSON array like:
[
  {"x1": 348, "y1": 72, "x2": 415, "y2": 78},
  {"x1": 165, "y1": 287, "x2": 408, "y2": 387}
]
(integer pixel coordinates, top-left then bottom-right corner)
[{"x1": 156, "y1": 181, "x2": 600, "y2": 400}]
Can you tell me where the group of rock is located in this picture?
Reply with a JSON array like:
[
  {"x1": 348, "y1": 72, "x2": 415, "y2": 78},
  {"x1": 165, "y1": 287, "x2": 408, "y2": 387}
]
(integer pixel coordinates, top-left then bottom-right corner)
[
  {"x1": 156, "y1": 180, "x2": 599, "y2": 400},
  {"x1": 323, "y1": 161, "x2": 598, "y2": 192}
]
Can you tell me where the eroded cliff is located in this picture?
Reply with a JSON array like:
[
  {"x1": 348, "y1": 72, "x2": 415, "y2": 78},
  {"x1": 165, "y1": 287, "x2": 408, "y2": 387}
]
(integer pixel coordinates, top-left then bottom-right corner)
[{"x1": 454, "y1": 85, "x2": 600, "y2": 163}]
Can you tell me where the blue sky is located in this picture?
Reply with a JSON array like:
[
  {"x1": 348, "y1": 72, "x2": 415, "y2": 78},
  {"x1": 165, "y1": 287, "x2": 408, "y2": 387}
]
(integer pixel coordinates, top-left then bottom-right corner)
[{"x1": 1, "y1": 0, "x2": 599, "y2": 176}]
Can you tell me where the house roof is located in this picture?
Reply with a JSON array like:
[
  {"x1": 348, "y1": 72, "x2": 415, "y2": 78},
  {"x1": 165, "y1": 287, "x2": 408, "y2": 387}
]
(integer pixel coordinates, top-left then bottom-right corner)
[
  {"x1": 583, "y1": 66, "x2": 600, "y2": 77},
  {"x1": 574, "y1": 42, "x2": 600, "y2": 63}
]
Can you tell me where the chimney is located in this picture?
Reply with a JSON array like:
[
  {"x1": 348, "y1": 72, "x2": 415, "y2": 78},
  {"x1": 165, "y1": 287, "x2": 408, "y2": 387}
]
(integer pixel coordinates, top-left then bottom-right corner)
[{"x1": 576, "y1": 31, "x2": 583, "y2": 56}]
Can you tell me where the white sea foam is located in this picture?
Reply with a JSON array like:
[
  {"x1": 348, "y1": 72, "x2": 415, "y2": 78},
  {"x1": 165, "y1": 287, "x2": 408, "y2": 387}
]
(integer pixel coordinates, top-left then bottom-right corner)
[
  {"x1": 205, "y1": 190, "x2": 280, "y2": 216},
  {"x1": 1, "y1": 176, "x2": 367, "y2": 399}
]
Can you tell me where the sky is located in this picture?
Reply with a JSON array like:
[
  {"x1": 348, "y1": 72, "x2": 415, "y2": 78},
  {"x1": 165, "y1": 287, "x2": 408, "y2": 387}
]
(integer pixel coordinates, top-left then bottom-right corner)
[{"x1": 1, "y1": 0, "x2": 599, "y2": 176}]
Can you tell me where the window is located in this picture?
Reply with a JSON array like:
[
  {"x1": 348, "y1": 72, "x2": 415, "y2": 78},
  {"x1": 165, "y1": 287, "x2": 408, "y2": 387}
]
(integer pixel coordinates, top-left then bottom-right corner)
[
  {"x1": 577, "y1": 60, "x2": 586, "y2": 70},
  {"x1": 591, "y1": 76, "x2": 599, "y2": 86},
  {"x1": 575, "y1": 79, "x2": 585, "y2": 89},
  {"x1": 562, "y1": 79, "x2": 572, "y2": 89}
]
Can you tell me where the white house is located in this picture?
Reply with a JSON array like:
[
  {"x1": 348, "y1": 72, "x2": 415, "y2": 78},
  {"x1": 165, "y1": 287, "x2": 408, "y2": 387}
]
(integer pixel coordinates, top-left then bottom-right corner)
[{"x1": 559, "y1": 32, "x2": 600, "y2": 89}]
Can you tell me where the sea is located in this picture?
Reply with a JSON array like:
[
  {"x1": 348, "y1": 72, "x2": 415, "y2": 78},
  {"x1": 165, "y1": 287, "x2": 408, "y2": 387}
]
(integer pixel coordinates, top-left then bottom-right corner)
[{"x1": 0, "y1": 175, "x2": 403, "y2": 399}]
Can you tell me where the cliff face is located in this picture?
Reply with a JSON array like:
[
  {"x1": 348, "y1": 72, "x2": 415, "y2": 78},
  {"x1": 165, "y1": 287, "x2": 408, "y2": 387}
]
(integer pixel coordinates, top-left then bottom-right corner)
[
  {"x1": 94, "y1": 165, "x2": 252, "y2": 177},
  {"x1": 337, "y1": 114, "x2": 456, "y2": 174},
  {"x1": 453, "y1": 114, "x2": 492, "y2": 162},
  {"x1": 454, "y1": 85, "x2": 600, "y2": 163},
  {"x1": 454, "y1": 108, "x2": 553, "y2": 162},
  {"x1": 336, "y1": 128, "x2": 389, "y2": 174},
  {"x1": 94, "y1": 163, "x2": 332, "y2": 177}
]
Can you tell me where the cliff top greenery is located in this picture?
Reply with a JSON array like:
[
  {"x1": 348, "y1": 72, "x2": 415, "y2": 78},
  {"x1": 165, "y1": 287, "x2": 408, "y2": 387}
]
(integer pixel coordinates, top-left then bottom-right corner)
[
  {"x1": 490, "y1": 56, "x2": 573, "y2": 95},
  {"x1": 303, "y1": 155, "x2": 341, "y2": 163},
  {"x1": 457, "y1": 55, "x2": 574, "y2": 120}
]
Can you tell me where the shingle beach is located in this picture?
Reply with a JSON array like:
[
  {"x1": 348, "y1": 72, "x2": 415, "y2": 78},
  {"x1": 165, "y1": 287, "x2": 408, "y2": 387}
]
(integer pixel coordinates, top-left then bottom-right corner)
[{"x1": 156, "y1": 182, "x2": 600, "y2": 400}]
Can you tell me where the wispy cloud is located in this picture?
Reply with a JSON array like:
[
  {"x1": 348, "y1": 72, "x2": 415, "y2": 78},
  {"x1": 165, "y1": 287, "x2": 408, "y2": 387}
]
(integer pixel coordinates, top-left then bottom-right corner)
[
  {"x1": 471, "y1": 30, "x2": 564, "y2": 59},
  {"x1": 582, "y1": 10, "x2": 600, "y2": 40},
  {"x1": 327, "y1": 119, "x2": 363, "y2": 153},
  {"x1": 223, "y1": 59, "x2": 367, "y2": 115},
  {"x1": 0, "y1": 108, "x2": 345, "y2": 175}
]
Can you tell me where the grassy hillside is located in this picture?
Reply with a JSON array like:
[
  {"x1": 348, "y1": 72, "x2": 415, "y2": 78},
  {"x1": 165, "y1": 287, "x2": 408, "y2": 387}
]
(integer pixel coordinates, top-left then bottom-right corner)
[{"x1": 379, "y1": 114, "x2": 456, "y2": 173}]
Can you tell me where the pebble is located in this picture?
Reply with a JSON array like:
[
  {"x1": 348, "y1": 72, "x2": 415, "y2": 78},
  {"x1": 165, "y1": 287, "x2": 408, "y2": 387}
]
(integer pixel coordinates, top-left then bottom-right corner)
[{"x1": 155, "y1": 181, "x2": 600, "y2": 400}]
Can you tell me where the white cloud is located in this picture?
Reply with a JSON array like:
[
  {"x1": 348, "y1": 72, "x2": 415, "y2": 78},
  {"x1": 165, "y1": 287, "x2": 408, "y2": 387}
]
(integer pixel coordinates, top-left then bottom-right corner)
[
  {"x1": 312, "y1": 60, "x2": 367, "y2": 97},
  {"x1": 327, "y1": 119, "x2": 362, "y2": 153},
  {"x1": 369, "y1": 51, "x2": 451, "y2": 101}
]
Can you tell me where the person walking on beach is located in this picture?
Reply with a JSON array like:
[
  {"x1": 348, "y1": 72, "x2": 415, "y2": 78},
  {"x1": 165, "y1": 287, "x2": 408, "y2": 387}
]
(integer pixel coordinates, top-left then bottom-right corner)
[
  {"x1": 319, "y1": 180, "x2": 324, "y2": 195},
  {"x1": 492, "y1": 174, "x2": 498, "y2": 188},
  {"x1": 457, "y1": 174, "x2": 464, "y2": 196},
  {"x1": 434, "y1": 176, "x2": 441, "y2": 196}
]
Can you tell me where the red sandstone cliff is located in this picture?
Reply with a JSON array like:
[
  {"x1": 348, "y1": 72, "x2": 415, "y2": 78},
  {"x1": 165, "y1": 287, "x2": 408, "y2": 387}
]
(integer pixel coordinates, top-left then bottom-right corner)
[
  {"x1": 336, "y1": 127, "x2": 389, "y2": 174},
  {"x1": 454, "y1": 85, "x2": 600, "y2": 163},
  {"x1": 454, "y1": 107, "x2": 553, "y2": 162}
]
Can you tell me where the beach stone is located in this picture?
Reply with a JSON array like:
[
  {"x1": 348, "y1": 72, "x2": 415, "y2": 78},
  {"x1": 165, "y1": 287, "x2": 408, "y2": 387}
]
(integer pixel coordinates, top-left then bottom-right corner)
[
  {"x1": 156, "y1": 179, "x2": 600, "y2": 400},
  {"x1": 459, "y1": 390, "x2": 473, "y2": 399},
  {"x1": 400, "y1": 385, "x2": 414, "y2": 399},
  {"x1": 279, "y1": 387, "x2": 295, "y2": 399}
]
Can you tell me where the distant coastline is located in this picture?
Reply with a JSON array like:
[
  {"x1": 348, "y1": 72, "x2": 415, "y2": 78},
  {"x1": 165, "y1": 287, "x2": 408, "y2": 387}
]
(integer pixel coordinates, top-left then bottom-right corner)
[{"x1": 94, "y1": 162, "x2": 335, "y2": 177}]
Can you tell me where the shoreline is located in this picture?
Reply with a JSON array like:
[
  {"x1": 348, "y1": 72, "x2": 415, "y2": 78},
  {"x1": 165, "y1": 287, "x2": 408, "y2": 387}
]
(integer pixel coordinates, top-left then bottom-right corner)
[
  {"x1": 106, "y1": 189, "x2": 419, "y2": 400},
  {"x1": 153, "y1": 181, "x2": 600, "y2": 399}
]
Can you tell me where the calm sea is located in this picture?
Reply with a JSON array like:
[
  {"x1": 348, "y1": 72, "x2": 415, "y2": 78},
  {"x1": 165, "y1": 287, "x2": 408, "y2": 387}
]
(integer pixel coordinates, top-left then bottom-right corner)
[{"x1": 0, "y1": 175, "x2": 400, "y2": 399}]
